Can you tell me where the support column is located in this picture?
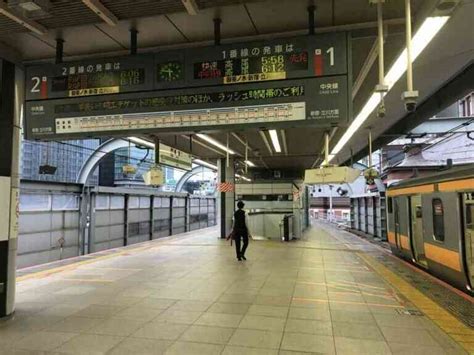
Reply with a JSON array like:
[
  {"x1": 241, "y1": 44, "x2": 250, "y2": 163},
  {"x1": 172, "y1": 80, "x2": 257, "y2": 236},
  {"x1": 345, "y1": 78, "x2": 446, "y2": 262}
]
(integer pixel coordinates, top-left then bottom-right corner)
[
  {"x1": 0, "y1": 59, "x2": 21, "y2": 318},
  {"x1": 218, "y1": 158, "x2": 235, "y2": 239}
]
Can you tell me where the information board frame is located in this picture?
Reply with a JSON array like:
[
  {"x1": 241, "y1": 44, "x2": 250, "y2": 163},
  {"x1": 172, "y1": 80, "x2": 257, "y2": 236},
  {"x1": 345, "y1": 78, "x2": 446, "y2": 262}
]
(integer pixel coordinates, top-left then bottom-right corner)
[
  {"x1": 24, "y1": 32, "x2": 352, "y2": 140},
  {"x1": 26, "y1": 76, "x2": 348, "y2": 139}
]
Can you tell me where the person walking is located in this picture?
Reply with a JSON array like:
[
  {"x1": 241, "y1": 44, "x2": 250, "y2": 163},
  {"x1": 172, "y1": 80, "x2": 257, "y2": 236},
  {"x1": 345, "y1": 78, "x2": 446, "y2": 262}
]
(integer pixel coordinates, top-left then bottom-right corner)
[{"x1": 232, "y1": 200, "x2": 251, "y2": 261}]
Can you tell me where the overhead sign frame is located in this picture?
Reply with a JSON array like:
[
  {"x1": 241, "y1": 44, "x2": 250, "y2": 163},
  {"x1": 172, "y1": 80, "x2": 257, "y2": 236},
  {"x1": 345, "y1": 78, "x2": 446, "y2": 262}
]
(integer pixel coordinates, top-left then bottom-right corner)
[{"x1": 24, "y1": 32, "x2": 352, "y2": 140}]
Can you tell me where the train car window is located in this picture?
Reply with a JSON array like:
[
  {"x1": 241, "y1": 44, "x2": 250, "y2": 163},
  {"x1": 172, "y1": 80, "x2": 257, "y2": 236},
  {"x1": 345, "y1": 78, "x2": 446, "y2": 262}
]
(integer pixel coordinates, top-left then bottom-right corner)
[
  {"x1": 387, "y1": 197, "x2": 393, "y2": 213},
  {"x1": 432, "y1": 198, "x2": 445, "y2": 242},
  {"x1": 465, "y1": 193, "x2": 473, "y2": 230},
  {"x1": 416, "y1": 205, "x2": 422, "y2": 218},
  {"x1": 394, "y1": 199, "x2": 400, "y2": 224}
]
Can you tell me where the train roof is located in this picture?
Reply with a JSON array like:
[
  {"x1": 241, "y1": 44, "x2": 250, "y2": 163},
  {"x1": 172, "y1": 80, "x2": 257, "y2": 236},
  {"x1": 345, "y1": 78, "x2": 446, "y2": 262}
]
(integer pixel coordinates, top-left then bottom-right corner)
[{"x1": 388, "y1": 164, "x2": 474, "y2": 190}]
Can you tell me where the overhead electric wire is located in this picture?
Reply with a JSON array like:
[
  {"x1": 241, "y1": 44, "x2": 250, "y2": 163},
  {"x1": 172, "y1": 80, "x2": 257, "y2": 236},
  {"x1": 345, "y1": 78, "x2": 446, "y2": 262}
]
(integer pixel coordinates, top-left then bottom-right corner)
[{"x1": 364, "y1": 118, "x2": 474, "y2": 170}]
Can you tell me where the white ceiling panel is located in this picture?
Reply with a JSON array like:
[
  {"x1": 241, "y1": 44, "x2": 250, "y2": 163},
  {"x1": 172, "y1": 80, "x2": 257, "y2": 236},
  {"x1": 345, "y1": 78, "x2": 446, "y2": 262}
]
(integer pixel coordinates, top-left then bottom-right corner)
[
  {"x1": 52, "y1": 25, "x2": 124, "y2": 57},
  {"x1": 0, "y1": 33, "x2": 55, "y2": 61},
  {"x1": 167, "y1": 4, "x2": 255, "y2": 42},
  {"x1": 95, "y1": 15, "x2": 187, "y2": 50},
  {"x1": 245, "y1": 0, "x2": 317, "y2": 34}
]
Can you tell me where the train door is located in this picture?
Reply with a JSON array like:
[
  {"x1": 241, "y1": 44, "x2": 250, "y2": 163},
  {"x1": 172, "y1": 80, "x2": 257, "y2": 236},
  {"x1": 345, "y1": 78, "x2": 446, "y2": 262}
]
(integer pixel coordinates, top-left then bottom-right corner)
[
  {"x1": 462, "y1": 192, "x2": 474, "y2": 289},
  {"x1": 410, "y1": 195, "x2": 427, "y2": 267}
]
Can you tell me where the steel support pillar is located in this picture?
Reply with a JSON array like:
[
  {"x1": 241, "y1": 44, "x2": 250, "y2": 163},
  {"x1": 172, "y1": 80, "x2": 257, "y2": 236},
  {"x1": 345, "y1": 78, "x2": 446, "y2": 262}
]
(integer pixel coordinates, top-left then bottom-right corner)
[
  {"x1": 218, "y1": 158, "x2": 235, "y2": 239},
  {"x1": 0, "y1": 59, "x2": 21, "y2": 318}
]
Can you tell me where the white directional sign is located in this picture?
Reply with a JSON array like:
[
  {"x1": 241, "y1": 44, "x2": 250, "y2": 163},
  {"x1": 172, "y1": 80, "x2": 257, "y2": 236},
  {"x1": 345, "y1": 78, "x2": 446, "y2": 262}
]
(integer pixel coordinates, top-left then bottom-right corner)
[
  {"x1": 159, "y1": 143, "x2": 192, "y2": 171},
  {"x1": 304, "y1": 167, "x2": 360, "y2": 184}
]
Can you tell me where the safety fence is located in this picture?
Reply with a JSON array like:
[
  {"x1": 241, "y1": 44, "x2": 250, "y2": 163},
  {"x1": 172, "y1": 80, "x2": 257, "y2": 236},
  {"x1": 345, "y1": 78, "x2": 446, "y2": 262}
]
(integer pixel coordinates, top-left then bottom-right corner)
[
  {"x1": 18, "y1": 181, "x2": 216, "y2": 268},
  {"x1": 350, "y1": 193, "x2": 387, "y2": 240}
]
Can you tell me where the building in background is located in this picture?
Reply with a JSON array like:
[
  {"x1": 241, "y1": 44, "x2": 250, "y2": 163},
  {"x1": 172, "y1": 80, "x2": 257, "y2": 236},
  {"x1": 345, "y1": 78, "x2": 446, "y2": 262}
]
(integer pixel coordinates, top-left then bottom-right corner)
[{"x1": 21, "y1": 139, "x2": 100, "y2": 184}]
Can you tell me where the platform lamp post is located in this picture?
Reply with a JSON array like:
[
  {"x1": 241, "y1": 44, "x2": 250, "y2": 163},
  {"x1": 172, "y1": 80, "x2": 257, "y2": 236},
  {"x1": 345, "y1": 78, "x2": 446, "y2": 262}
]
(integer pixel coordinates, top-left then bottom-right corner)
[{"x1": 370, "y1": 0, "x2": 389, "y2": 118}]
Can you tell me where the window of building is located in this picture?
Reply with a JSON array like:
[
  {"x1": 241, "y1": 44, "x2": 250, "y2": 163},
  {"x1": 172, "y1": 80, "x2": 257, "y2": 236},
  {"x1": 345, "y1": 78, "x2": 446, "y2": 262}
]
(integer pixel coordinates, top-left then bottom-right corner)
[
  {"x1": 459, "y1": 93, "x2": 473, "y2": 117},
  {"x1": 432, "y1": 198, "x2": 445, "y2": 242},
  {"x1": 387, "y1": 197, "x2": 393, "y2": 213}
]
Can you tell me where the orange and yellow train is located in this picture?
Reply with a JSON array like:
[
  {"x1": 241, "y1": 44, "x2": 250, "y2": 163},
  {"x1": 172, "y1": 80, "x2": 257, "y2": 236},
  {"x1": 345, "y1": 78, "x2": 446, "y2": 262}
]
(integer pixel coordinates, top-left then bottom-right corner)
[{"x1": 386, "y1": 165, "x2": 474, "y2": 294}]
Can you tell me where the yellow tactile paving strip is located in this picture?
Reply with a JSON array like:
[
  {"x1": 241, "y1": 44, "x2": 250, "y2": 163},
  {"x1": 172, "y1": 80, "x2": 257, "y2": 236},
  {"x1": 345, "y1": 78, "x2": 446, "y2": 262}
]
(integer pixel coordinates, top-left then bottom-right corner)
[
  {"x1": 17, "y1": 245, "x2": 151, "y2": 282},
  {"x1": 358, "y1": 252, "x2": 474, "y2": 354}
]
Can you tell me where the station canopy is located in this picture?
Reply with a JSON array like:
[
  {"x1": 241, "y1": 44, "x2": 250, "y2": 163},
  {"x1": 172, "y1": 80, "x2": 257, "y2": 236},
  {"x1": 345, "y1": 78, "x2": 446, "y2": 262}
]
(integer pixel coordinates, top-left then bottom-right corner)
[{"x1": 1, "y1": 0, "x2": 471, "y2": 171}]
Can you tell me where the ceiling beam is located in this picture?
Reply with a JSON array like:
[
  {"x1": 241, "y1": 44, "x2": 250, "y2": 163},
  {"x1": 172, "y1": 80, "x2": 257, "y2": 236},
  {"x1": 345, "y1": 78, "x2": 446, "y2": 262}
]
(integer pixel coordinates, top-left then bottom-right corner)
[
  {"x1": 180, "y1": 135, "x2": 225, "y2": 157},
  {"x1": 280, "y1": 130, "x2": 288, "y2": 156},
  {"x1": 259, "y1": 131, "x2": 273, "y2": 156},
  {"x1": 352, "y1": 39, "x2": 378, "y2": 100},
  {"x1": 0, "y1": 2, "x2": 47, "y2": 35},
  {"x1": 181, "y1": 0, "x2": 199, "y2": 15},
  {"x1": 82, "y1": 0, "x2": 118, "y2": 26},
  {"x1": 23, "y1": 18, "x2": 406, "y2": 64},
  {"x1": 340, "y1": 62, "x2": 474, "y2": 166}
]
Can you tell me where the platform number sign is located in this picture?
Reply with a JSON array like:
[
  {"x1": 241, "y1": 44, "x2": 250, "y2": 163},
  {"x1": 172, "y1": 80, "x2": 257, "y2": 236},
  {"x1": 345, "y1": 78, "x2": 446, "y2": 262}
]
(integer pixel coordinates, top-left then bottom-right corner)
[
  {"x1": 30, "y1": 76, "x2": 48, "y2": 99},
  {"x1": 314, "y1": 47, "x2": 335, "y2": 76}
]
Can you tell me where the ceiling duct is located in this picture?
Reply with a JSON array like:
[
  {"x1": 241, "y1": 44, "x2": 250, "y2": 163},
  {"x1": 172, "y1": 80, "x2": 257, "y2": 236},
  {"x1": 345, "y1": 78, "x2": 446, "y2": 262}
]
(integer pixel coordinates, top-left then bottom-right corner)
[
  {"x1": 434, "y1": 0, "x2": 460, "y2": 14},
  {"x1": 8, "y1": 0, "x2": 51, "y2": 17}
]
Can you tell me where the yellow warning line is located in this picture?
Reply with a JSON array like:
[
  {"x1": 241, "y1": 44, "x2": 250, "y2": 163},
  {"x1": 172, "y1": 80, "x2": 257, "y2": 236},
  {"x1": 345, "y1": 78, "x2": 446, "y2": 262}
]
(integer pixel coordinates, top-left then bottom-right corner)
[
  {"x1": 61, "y1": 278, "x2": 115, "y2": 283},
  {"x1": 292, "y1": 297, "x2": 404, "y2": 309},
  {"x1": 17, "y1": 246, "x2": 151, "y2": 282},
  {"x1": 357, "y1": 252, "x2": 474, "y2": 353}
]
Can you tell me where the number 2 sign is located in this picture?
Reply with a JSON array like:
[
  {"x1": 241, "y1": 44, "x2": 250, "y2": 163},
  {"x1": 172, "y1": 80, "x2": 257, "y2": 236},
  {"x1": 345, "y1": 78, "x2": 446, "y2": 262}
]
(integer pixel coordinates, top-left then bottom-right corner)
[{"x1": 30, "y1": 76, "x2": 48, "y2": 99}]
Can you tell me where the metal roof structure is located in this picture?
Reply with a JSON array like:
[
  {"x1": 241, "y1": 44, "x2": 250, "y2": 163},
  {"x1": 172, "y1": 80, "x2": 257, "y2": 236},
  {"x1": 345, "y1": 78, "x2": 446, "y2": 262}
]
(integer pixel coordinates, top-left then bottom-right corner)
[{"x1": 1, "y1": 0, "x2": 472, "y2": 172}]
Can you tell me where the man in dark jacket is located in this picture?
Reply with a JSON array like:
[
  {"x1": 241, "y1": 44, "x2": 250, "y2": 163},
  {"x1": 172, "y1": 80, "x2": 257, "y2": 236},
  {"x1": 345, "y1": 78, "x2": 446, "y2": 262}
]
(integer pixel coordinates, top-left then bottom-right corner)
[{"x1": 233, "y1": 200, "x2": 250, "y2": 261}]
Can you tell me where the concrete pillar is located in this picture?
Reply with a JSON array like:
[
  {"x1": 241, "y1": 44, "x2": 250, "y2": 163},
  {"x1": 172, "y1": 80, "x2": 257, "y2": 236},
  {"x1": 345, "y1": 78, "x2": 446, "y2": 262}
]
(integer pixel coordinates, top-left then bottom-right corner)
[
  {"x1": 0, "y1": 59, "x2": 21, "y2": 318},
  {"x1": 218, "y1": 158, "x2": 235, "y2": 239}
]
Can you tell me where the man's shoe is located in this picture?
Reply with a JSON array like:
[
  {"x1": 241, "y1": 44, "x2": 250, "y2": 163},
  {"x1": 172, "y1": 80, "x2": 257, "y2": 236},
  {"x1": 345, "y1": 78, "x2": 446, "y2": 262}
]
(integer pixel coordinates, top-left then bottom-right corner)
[
  {"x1": 241, "y1": 256, "x2": 247, "y2": 260},
  {"x1": 237, "y1": 257, "x2": 242, "y2": 261}
]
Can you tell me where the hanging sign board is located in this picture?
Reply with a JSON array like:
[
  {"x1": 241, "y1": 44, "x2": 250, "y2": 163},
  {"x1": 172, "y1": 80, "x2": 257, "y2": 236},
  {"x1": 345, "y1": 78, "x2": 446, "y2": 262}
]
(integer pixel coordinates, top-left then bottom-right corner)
[
  {"x1": 304, "y1": 167, "x2": 360, "y2": 184},
  {"x1": 26, "y1": 76, "x2": 348, "y2": 139},
  {"x1": 143, "y1": 167, "x2": 164, "y2": 186},
  {"x1": 159, "y1": 143, "x2": 192, "y2": 171},
  {"x1": 26, "y1": 55, "x2": 155, "y2": 101},
  {"x1": 24, "y1": 32, "x2": 351, "y2": 140}
]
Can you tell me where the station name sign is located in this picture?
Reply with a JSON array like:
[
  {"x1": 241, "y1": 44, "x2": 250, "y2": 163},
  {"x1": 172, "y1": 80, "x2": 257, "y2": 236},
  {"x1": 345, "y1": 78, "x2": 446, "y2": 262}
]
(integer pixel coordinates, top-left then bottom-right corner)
[{"x1": 25, "y1": 32, "x2": 350, "y2": 139}]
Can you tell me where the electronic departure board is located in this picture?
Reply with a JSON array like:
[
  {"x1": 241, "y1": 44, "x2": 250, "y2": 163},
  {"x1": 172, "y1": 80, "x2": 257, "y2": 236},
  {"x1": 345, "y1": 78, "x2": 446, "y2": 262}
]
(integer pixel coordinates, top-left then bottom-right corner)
[
  {"x1": 26, "y1": 77, "x2": 348, "y2": 139},
  {"x1": 26, "y1": 55, "x2": 155, "y2": 101},
  {"x1": 24, "y1": 32, "x2": 351, "y2": 140}
]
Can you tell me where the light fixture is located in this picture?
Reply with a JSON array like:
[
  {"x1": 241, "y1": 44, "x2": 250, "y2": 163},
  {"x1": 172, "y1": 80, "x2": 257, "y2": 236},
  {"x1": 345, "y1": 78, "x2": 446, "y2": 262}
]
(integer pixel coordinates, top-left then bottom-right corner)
[
  {"x1": 328, "y1": 15, "x2": 450, "y2": 162},
  {"x1": 196, "y1": 134, "x2": 236, "y2": 155},
  {"x1": 193, "y1": 159, "x2": 218, "y2": 170},
  {"x1": 236, "y1": 174, "x2": 251, "y2": 182},
  {"x1": 268, "y1": 130, "x2": 281, "y2": 153},
  {"x1": 244, "y1": 160, "x2": 256, "y2": 167},
  {"x1": 128, "y1": 137, "x2": 155, "y2": 149}
]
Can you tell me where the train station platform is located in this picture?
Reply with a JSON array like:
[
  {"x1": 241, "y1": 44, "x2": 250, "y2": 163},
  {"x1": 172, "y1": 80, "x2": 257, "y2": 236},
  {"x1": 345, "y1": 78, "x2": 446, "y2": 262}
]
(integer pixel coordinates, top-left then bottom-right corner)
[{"x1": 1, "y1": 222, "x2": 472, "y2": 355}]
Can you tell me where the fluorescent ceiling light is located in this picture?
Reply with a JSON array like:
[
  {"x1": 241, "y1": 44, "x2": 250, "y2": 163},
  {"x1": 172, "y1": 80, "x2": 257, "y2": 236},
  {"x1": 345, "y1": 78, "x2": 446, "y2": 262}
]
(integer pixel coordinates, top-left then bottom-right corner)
[
  {"x1": 128, "y1": 137, "x2": 155, "y2": 149},
  {"x1": 244, "y1": 160, "x2": 256, "y2": 167},
  {"x1": 236, "y1": 174, "x2": 251, "y2": 182},
  {"x1": 193, "y1": 159, "x2": 218, "y2": 170},
  {"x1": 196, "y1": 134, "x2": 236, "y2": 155},
  {"x1": 328, "y1": 15, "x2": 449, "y2": 162},
  {"x1": 268, "y1": 130, "x2": 281, "y2": 153}
]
